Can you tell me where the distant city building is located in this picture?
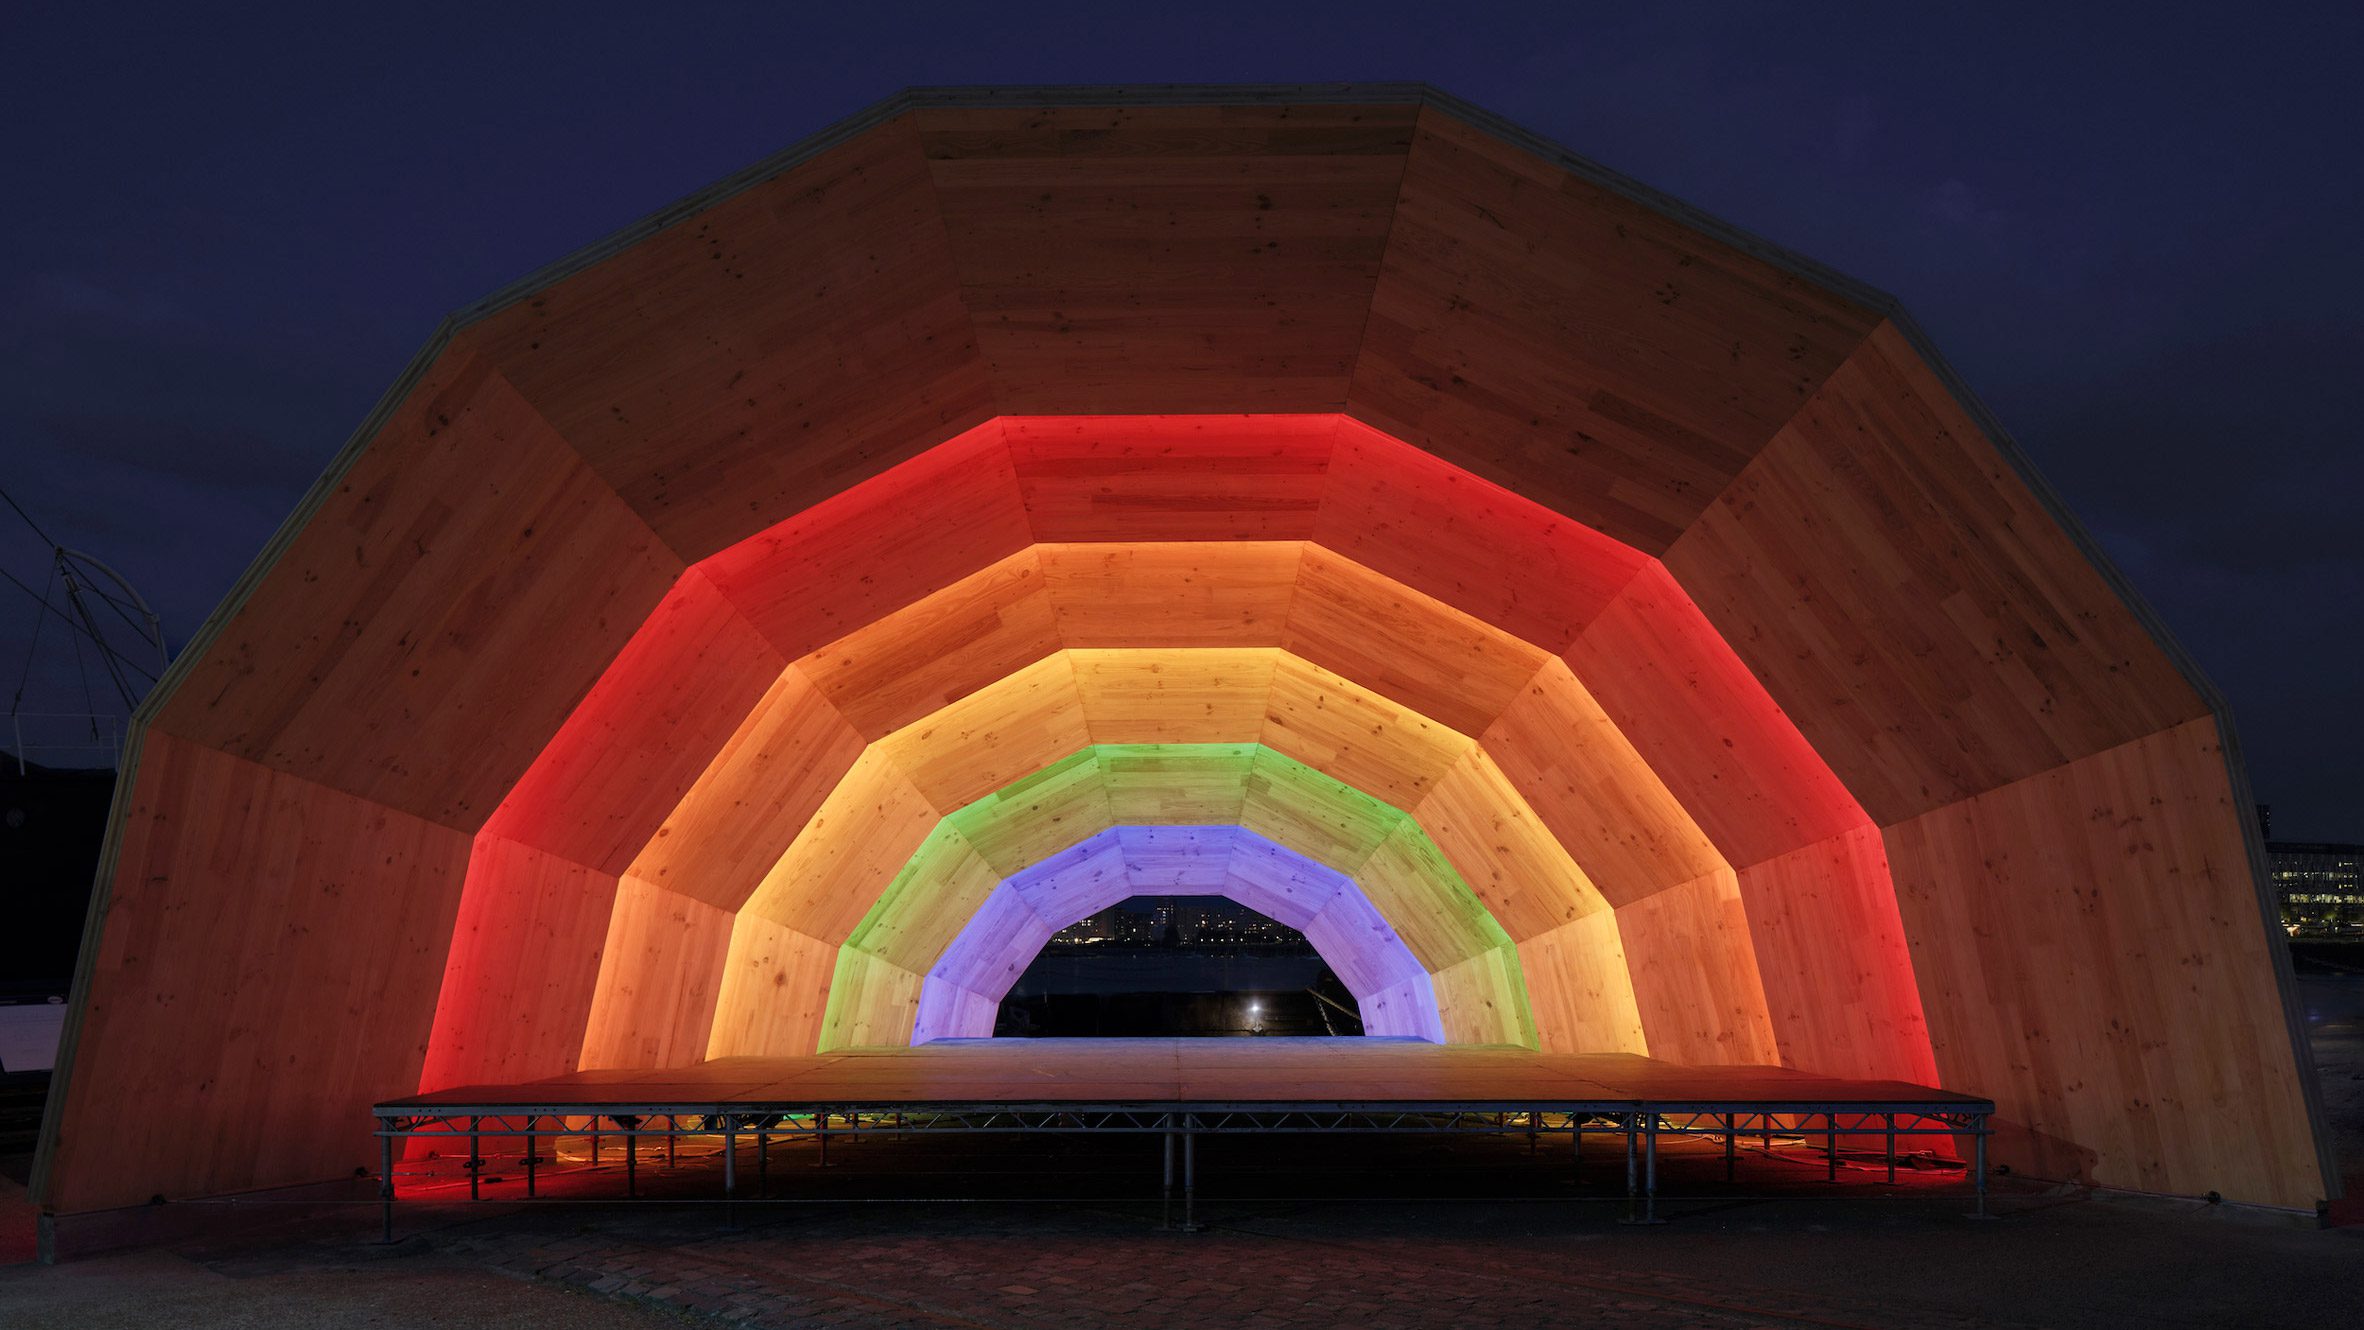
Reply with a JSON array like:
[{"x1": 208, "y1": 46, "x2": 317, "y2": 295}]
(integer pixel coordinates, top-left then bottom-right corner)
[
  {"x1": 1050, "y1": 896, "x2": 1306, "y2": 949},
  {"x1": 2269, "y1": 841, "x2": 2364, "y2": 937}
]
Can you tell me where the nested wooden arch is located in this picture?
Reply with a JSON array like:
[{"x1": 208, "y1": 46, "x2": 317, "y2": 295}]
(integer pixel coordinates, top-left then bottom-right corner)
[
  {"x1": 38, "y1": 90, "x2": 2325, "y2": 1220},
  {"x1": 914, "y1": 825, "x2": 1447, "y2": 1044}
]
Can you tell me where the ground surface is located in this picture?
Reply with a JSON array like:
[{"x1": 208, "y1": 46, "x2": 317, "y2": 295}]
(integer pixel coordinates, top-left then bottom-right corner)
[{"x1": 1, "y1": 978, "x2": 2359, "y2": 1328}]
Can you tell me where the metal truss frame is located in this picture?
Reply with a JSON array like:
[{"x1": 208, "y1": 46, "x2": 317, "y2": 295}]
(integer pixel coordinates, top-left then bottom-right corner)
[{"x1": 373, "y1": 1097, "x2": 1992, "y2": 1238}]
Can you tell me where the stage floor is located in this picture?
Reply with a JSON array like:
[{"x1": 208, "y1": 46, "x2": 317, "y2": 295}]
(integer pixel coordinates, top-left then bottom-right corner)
[{"x1": 382, "y1": 1038, "x2": 1990, "y2": 1115}]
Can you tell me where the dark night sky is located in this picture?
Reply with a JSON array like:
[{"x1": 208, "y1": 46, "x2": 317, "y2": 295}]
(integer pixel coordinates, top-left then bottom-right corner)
[{"x1": 3, "y1": 3, "x2": 2357, "y2": 836}]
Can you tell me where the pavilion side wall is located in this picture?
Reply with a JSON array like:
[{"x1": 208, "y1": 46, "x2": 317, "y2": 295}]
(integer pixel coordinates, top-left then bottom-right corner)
[{"x1": 1882, "y1": 715, "x2": 2327, "y2": 1208}]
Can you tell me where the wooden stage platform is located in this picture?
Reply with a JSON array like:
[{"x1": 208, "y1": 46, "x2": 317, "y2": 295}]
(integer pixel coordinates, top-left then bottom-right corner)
[
  {"x1": 373, "y1": 1039, "x2": 1994, "y2": 1231},
  {"x1": 382, "y1": 1037, "x2": 1992, "y2": 1115}
]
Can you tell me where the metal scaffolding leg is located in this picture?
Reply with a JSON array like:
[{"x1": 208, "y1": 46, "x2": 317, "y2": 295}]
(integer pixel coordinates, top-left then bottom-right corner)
[
  {"x1": 1973, "y1": 1120, "x2": 1989, "y2": 1218},
  {"x1": 524, "y1": 1115, "x2": 538, "y2": 1198},
  {"x1": 379, "y1": 1127, "x2": 395, "y2": 1244},
  {"x1": 1724, "y1": 1112, "x2": 1736, "y2": 1183},
  {"x1": 721, "y1": 1116, "x2": 738, "y2": 1230},
  {"x1": 467, "y1": 1116, "x2": 482, "y2": 1201},
  {"x1": 1161, "y1": 1125, "x2": 1177, "y2": 1228},
  {"x1": 817, "y1": 1111, "x2": 829, "y2": 1168},
  {"x1": 1886, "y1": 1114, "x2": 1897, "y2": 1184},
  {"x1": 1180, "y1": 1116, "x2": 1202, "y2": 1233},
  {"x1": 1827, "y1": 1114, "x2": 1839, "y2": 1181},
  {"x1": 622, "y1": 1117, "x2": 638, "y2": 1198}
]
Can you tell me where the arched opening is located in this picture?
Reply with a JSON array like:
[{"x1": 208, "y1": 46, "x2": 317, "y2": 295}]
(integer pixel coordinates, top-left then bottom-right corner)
[{"x1": 1000, "y1": 894, "x2": 1362, "y2": 1037}]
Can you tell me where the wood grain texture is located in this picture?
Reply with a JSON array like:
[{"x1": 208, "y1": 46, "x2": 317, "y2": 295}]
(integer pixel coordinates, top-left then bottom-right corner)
[
  {"x1": 1005, "y1": 830, "x2": 1135, "y2": 926},
  {"x1": 1261, "y1": 652, "x2": 1473, "y2": 809},
  {"x1": 623, "y1": 665, "x2": 866, "y2": 913},
  {"x1": 1008, "y1": 415, "x2": 1337, "y2": 541},
  {"x1": 36, "y1": 735, "x2": 471, "y2": 1212},
  {"x1": 1349, "y1": 107, "x2": 1880, "y2": 554},
  {"x1": 1068, "y1": 646, "x2": 1276, "y2": 744},
  {"x1": 1736, "y1": 825, "x2": 1936, "y2": 1083},
  {"x1": 1041, "y1": 542, "x2": 1301, "y2": 646},
  {"x1": 1313, "y1": 418, "x2": 1647, "y2": 652},
  {"x1": 418, "y1": 835, "x2": 618, "y2": 1092},
  {"x1": 737, "y1": 749, "x2": 939, "y2": 944},
  {"x1": 796, "y1": 550, "x2": 1060, "y2": 740},
  {"x1": 946, "y1": 748, "x2": 1116, "y2": 874},
  {"x1": 481, "y1": 568, "x2": 786, "y2": 874},
  {"x1": 1481, "y1": 658, "x2": 1726, "y2": 906},
  {"x1": 697, "y1": 418, "x2": 1030, "y2": 658},
  {"x1": 1413, "y1": 746, "x2": 1610, "y2": 942},
  {"x1": 154, "y1": 352, "x2": 682, "y2": 830},
  {"x1": 1360, "y1": 976, "x2": 1448, "y2": 1041},
  {"x1": 1431, "y1": 945, "x2": 1538, "y2": 1047},
  {"x1": 1665, "y1": 322, "x2": 2209, "y2": 823},
  {"x1": 1116, "y1": 824, "x2": 1237, "y2": 893},
  {"x1": 705, "y1": 915, "x2": 838, "y2": 1059},
  {"x1": 918, "y1": 103, "x2": 1415, "y2": 413},
  {"x1": 1281, "y1": 545, "x2": 1549, "y2": 737},
  {"x1": 819, "y1": 949, "x2": 926, "y2": 1051},
  {"x1": 845, "y1": 822, "x2": 1003, "y2": 971},
  {"x1": 578, "y1": 878, "x2": 734, "y2": 1070},
  {"x1": 1353, "y1": 820, "x2": 1512, "y2": 972},
  {"x1": 928, "y1": 882, "x2": 1059, "y2": 998},
  {"x1": 1238, "y1": 747, "x2": 1406, "y2": 873},
  {"x1": 1221, "y1": 831, "x2": 1350, "y2": 930},
  {"x1": 475, "y1": 115, "x2": 994, "y2": 562},
  {"x1": 1565, "y1": 562, "x2": 1866, "y2": 865},
  {"x1": 1614, "y1": 870, "x2": 1779, "y2": 1066},
  {"x1": 1518, "y1": 914, "x2": 1651, "y2": 1055},
  {"x1": 875, "y1": 654, "x2": 1093, "y2": 813},
  {"x1": 1883, "y1": 717, "x2": 2322, "y2": 1207}
]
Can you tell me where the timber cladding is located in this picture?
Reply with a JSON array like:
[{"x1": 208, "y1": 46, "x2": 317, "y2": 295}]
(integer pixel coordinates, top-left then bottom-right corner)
[{"x1": 30, "y1": 85, "x2": 2330, "y2": 1218}]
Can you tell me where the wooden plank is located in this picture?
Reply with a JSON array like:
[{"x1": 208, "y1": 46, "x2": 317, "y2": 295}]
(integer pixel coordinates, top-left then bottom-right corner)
[
  {"x1": 794, "y1": 550, "x2": 1061, "y2": 740},
  {"x1": 1413, "y1": 746, "x2": 1609, "y2": 942},
  {"x1": 1518, "y1": 914, "x2": 1651, "y2": 1056},
  {"x1": 1007, "y1": 415, "x2": 1337, "y2": 541},
  {"x1": 623, "y1": 665, "x2": 866, "y2": 913},
  {"x1": 945, "y1": 748, "x2": 1115, "y2": 875},
  {"x1": 474, "y1": 115, "x2": 995, "y2": 562},
  {"x1": 36, "y1": 735, "x2": 470, "y2": 1212},
  {"x1": 844, "y1": 823, "x2": 1003, "y2": 971},
  {"x1": 1614, "y1": 870, "x2": 1779, "y2": 1066},
  {"x1": 696, "y1": 418, "x2": 1031, "y2": 659},
  {"x1": 1100, "y1": 742, "x2": 1253, "y2": 823},
  {"x1": 737, "y1": 749, "x2": 939, "y2": 945},
  {"x1": 1734, "y1": 825, "x2": 1937, "y2": 1083},
  {"x1": 1664, "y1": 322, "x2": 2208, "y2": 823},
  {"x1": 153, "y1": 351, "x2": 683, "y2": 829},
  {"x1": 1220, "y1": 831, "x2": 1351, "y2": 931},
  {"x1": 1040, "y1": 542, "x2": 1301, "y2": 646},
  {"x1": 391, "y1": 1038, "x2": 1989, "y2": 1112},
  {"x1": 1349, "y1": 107, "x2": 1880, "y2": 554},
  {"x1": 1480, "y1": 658, "x2": 1725, "y2": 907},
  {"x1": 1238, "y1": 748, "x2": 1405, "y2": 873},
  {"x1": 1281, "y1": 545, "x2": 1549, "y2": 737},
  {"x1": 1564, "y1": 562, "x2": 1867, "y2": 865},
  {"x1": 912, "y1": 981, "x2": 1004, "y2": 1043},
  {"x1": 704, "y1": 915, "x2": 837, "y2": 1059},
  {"x1": 1261, "y1": 652, "x2": 1474, "y2": 809},
  {"x1": 1354, "y1": 820, "x2": 1512, "y2": 972},
  {"x1": 1360, "y1": 976, "x2": 1446, "y2": 1041},
  {"x1": 929, "y1": 882, "x2": 1060, "y2": 997},
  {"x1": 873, "y1": 653, "x2": 1093, "y2": 812},
  {"x1": 1431, "y1": 944, "x2": 1538, "y2": 1048},
  {"x1": 1068, "y1": 646, "x2": 1276, "y2": 743},
  {"x1": 1117, "y1": 824, "x2": 1237, "y2": 893},
  {"x1": 578, "y1": 878, "x2": 734, "y2": 1070},
  {"x1": 1006, "y1": 830, "x2": 1135, "y2": 926},
  {"x1": 1301, "y1": 885, "x2": 1425, "y2": 996},
  {"x1": 819, "y1": 949, "x2": 926, "y2": 1051},
  {"x1": 481, "y1": 567, "x2": 786, "y2": 874},
  {"x1": 419, "y1": 835, "x2": 618, "y2": 1091},
  {"x1": 1883, "y1": 717, "x2": 2323, "y2": 1207},
  {"x1": 1313, "y1": 417, "x2": 1647, "y2": 653},
  {"x1": 917, "y1": 103, "x2": 1415, "y2": 413}
]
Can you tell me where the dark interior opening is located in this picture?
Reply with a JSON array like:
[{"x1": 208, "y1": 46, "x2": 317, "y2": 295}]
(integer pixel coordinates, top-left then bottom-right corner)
[{"x1": 999, "y1": 896, "x2": 1361, "y2": 1037}]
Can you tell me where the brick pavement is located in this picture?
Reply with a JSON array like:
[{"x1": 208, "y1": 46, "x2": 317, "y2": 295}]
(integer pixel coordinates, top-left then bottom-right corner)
[{"x1": 430, "y1": 1205, "x2": 2030, "y2": 1330}]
